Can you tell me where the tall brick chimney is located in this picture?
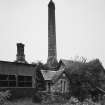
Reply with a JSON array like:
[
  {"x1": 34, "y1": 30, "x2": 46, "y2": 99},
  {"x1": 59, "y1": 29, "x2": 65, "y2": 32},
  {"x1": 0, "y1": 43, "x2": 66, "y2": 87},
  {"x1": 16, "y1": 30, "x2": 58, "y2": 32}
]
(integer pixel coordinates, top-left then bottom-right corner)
[
  {"x1": 16, "y1": 43, "x2": 26, "y2": 63},
  {"x1": 47, "y1": 0, "x2": 58, "y2": 68}
]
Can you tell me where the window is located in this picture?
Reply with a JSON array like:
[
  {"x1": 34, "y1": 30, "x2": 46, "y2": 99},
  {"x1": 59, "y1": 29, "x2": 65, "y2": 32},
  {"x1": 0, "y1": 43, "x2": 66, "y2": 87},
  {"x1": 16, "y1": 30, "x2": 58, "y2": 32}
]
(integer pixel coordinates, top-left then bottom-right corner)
[
  {"x1": 0, "y1": 74, "x2": 32, "y2": 87},
  {"x1": 60, "y1": 79, "x2": 66, "y2": 93},
  {"x1": 61, "y1": 80, "x2": 62, "y2": 92},
  {"x1": 18, "y1": 75, "x2": 32, "y2": 87},
  {"x1": 0, "y1": 74, "x2": 16, "y2": 87},
  {"x1": 64, "y1": 81, "x2": 66, "y2": 92},
  {"x1": 8, "y1": 75, "x2": 16, "y2": 87}
]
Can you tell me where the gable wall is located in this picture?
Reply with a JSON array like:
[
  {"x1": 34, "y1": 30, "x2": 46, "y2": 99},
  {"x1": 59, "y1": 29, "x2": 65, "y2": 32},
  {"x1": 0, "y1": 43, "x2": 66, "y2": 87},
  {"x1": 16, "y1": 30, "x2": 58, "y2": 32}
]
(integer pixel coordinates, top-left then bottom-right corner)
[{"x1": 50, "y1": 73, "x2": 70, "y2": 93}]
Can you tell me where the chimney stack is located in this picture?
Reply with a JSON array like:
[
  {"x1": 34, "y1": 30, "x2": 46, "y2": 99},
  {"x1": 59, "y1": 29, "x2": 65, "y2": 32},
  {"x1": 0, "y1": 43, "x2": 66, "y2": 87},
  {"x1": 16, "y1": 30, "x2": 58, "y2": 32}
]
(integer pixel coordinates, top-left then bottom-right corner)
[
  {"x1": 16, "y1": 43, "x2": 26, "y2": 63},
  {"x1": 47, "y1": 0, "x2": 58, "y2": 68}
]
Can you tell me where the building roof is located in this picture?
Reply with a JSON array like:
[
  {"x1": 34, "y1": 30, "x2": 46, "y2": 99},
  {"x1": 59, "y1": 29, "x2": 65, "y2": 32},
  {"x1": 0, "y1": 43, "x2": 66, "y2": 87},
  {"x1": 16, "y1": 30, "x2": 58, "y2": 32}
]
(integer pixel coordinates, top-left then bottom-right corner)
[
  {"x1": 0, "y1": 60, "x2": 36, "y2": 76},
  {"x1": 41, "y1": 67, "x2": 64, "y2": 82},
  {"x1": 60, "y1": 59, "x2": 85, "y2": 74},
  {"x1": 60, "y1": 59, "x2": 105, "y2": 74},
  {"x1": 0, "y1": 60, "x2": 36, "y2": 67},
  {"x1": 41, "y1": 70, "x2": 56, "y2": 80}
]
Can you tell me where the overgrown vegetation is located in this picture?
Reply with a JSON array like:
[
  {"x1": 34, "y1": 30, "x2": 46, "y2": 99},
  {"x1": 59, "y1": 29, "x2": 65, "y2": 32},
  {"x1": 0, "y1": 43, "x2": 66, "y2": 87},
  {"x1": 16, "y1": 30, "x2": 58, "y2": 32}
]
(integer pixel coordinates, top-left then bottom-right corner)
[
  {"x1": 0, "y1": 90, "x2": 11, "y2": 105},
  {"x1": 68, "y1": 59, "x2": 105, "y2": 101},
  {"x1": 0, "y1": 90, "x2": 105, "y2": 105}
]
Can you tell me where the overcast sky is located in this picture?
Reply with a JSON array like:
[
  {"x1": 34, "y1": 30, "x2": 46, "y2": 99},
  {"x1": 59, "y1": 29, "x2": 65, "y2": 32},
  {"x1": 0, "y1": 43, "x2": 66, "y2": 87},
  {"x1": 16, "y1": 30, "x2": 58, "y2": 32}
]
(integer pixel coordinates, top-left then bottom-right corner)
[{"x1": 0, "y1": 0, "x2": 105, "y2": 67}]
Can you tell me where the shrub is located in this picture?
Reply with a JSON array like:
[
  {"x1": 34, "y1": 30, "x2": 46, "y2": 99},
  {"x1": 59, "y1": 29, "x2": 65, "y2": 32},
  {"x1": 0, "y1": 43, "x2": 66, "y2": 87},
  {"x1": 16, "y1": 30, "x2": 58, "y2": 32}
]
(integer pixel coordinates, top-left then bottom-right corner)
[
  {"x1": 0, "y1": 90, "x2": 11, "y2": 105},
  {"x1": 64, "y1": 97, "x2": 101, "y2": 105},
  {"x1": 41, "y1": 92, "x2": 68, "y2": 104},
  {"x1": 32, "y1": 91, "x2": 42, "y2": 103}
]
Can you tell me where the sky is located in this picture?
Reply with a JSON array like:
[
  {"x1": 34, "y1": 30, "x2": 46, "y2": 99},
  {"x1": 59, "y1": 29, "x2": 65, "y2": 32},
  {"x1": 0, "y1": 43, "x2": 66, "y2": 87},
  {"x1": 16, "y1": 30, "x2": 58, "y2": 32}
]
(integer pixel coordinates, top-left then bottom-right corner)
[{"x1": 0, "y1": 0, "x2": 105, "y2": 67}]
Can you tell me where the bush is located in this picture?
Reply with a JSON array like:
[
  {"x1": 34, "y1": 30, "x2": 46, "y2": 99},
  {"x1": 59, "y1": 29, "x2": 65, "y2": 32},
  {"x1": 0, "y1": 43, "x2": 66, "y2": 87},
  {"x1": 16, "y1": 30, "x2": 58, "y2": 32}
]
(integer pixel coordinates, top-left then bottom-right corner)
[
  {"x1": 64, "y1": 97, "x2": 101, "y2": 105},
  {"x1": 41, "y1": 92, "x2": 68, "y2": 104},
  {"x1": 0, "y1": 90, "x2": 11, "y2": 105},
  {"x1": 32, "y1": 91, "x2": 42, "y2": 103}
]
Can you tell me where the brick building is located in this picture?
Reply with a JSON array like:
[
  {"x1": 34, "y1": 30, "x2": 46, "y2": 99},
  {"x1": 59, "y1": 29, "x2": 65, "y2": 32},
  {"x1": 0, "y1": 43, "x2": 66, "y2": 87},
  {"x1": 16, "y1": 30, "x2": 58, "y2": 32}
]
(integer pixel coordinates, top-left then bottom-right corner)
[{"x1": 0, "y1": 43, "x2": 37, "y2": 98}]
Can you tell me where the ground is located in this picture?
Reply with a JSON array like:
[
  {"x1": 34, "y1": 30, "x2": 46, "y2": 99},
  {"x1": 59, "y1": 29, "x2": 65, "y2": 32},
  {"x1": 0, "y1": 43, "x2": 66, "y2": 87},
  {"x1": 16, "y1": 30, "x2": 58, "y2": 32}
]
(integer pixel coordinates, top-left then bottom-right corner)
[{"x1": 3, "y1": 97, "x2": 103, "y2": 105}]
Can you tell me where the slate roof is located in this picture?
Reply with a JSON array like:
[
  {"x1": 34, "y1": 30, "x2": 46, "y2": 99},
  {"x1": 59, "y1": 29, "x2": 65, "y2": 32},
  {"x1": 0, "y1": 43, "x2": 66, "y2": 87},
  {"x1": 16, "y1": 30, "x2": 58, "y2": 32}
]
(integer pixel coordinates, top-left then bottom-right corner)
[
  {"x1": 60, "y1": 59, "x2": 85, "y2": 74},
  {"x1": 41, "y1": 70, "x2": 56, "y2": 80},
  {"x1": 41, "y1": 67, "x2": 64, "y2": 82},
  {"x1": 60, "y1": 59, "x2": 105, "y2": 74}
]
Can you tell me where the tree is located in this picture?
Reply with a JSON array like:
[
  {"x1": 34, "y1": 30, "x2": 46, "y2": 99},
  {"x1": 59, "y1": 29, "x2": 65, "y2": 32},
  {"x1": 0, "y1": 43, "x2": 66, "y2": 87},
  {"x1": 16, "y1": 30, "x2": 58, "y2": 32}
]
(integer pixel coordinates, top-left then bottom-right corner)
[
  {"x1": 69, "y1": 59, "x2": 104, "y2": 102},
  {"x1": 74, "y1": 56, "x2": 87, "y2": 63}
]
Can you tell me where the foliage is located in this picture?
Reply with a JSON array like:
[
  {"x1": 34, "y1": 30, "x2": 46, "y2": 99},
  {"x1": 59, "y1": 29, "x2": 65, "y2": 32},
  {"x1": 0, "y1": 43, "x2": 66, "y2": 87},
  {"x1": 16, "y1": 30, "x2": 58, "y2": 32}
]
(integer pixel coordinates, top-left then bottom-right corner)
[
  {"x1": 5, "y1": 98, "x2": 41, "y2": 105},
  {"x1": 66, "y1": 59, "x2": 105, "y2": 101},
  {"x1": 64, "y1": 97, "x2": 101, "y2": 105},
  {"x1": 40, "y1": 92, "x2": 68, "y2": 104},
  {"x1": 32, "y1": 91, "x2": 42, "y2": 103},
  {"x1": 74, "y1": 56, "x2": 87, "y2": 63},
  {"x1": 0, "y1": 90, "x2": 11, "y2": 105},
  {"x1": 1, "y1": 95, "x2": 105, "y2": 105}
]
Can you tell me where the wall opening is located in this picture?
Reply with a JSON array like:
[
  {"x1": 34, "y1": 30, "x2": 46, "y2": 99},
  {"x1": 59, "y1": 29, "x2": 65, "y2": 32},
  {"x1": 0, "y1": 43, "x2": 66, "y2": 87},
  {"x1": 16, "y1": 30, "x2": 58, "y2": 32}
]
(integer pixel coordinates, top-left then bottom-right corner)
[
  {"x1": 18, "y1": 75, "x2": 32, "y2": 87},
  {"x1": 0, "y1": 74, "x2": 16, "y2": 87},
  {"x1": 0, "y1": 74, "x2": 32, "y2": 88}
]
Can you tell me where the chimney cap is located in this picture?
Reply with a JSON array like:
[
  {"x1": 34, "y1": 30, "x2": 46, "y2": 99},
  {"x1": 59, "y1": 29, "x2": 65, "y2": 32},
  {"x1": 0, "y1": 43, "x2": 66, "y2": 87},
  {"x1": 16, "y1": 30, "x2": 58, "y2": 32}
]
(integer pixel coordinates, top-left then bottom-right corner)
[
  {"x1": 48, "y1": 0, "x2": 55, "y2": 8},
  {"x1": 17, "y1": 43, "x2": 25, "y2": 46}
]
